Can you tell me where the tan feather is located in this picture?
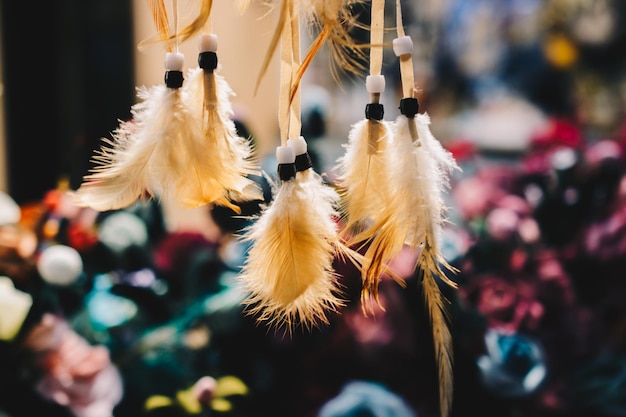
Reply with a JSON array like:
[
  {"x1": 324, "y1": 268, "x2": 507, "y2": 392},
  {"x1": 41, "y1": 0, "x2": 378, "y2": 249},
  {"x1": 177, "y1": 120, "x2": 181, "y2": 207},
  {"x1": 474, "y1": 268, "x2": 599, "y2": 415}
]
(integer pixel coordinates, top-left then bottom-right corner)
[
  {"x1": 334, "y1": 118, "x2": 407, "y2": 312},
  {"x1": 254, "y1": 0, "x2": 290, "y2": 95},
  {"x1": 182, "y1": 67, "x2": 262, "y2": 210},
  {"x1": 419, "y1": 254, "x2": 455, "y2": 417},
  {"x1": 73, "y1": 85, "x2": 191, "y2": 211},
  {"x1": 72, "y1": 119, "x2": 154, "y2": 212},
  {"x1": 173, "y1": 0, "x2": 214, "y2": 45},
  {"x1": 257, "y1": 0, "x2": 367, "y2": 95},
  {"x1": 138, "y1": 0, "x2": 175, "y2": 52},
  {"x1": 238, "y1": 172, "x2": 345, "y2": 331},
  {"x1": 337, "y1": 119, "x2": 395, "y2": 237},
  {"x1": 300, "y1": 0, "x2": 368, "y2": 81}
]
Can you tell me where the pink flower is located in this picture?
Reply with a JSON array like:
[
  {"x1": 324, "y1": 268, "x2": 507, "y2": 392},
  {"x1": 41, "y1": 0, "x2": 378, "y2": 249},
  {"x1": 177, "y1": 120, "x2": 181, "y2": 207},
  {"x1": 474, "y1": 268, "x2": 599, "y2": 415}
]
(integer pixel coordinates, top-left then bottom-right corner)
[
  {"x1": 22, "y1": 314, "x2": 123, "y2": 417},
  {"x1": 461, "y1": 276, "x2": 544, "y2": 333}
]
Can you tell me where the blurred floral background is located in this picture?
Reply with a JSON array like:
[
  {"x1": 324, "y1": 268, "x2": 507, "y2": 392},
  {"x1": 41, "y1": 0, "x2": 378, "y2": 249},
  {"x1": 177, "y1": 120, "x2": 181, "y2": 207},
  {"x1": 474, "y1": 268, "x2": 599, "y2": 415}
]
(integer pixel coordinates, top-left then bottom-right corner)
[{"x1": 2, "y1": 0, "x2": 626, "y2": 417}]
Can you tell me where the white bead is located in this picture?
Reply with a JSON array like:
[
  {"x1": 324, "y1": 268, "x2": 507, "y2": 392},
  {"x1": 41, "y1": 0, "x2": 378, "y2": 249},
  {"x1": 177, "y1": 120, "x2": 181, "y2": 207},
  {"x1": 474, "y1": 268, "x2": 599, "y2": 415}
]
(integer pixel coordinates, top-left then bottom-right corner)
[
  {"x1": 365, "y1": 75, "x2": 386, "y2": 93},
  {"x1": 276, "y1": 146, "x2": 295, "y2": 164},
  {"x1": 287, "y1": 136, "x2": 307, "y2": 156},
  {"x1": 37, "y1": 245, "x2": 83, "y2": 286},
  {"x1": 392, "y1": 36, "x2": 413, "y2": 57},
  {"x1": 198, "y1": 34, "x2": 218, "y2": 52},
  {"x1": 164, "y1": 52, "x2": 184, "y2": 71}
]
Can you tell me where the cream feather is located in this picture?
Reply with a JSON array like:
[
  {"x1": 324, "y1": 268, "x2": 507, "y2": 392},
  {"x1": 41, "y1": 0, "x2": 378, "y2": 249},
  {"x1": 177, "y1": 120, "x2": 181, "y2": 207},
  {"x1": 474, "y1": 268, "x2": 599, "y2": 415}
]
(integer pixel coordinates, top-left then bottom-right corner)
[
  {"x1": 337, "y1": 119, "x2": 395, "y2": 233},
  {"x1": 73, "y1": 120, "x2": 152, "y2": 212},
  {"x1": 182, "y1": 66, "x2": 262, "y2": 211},
  {"x1": 73, "y1": 84, "x2": 190, "y2": 211},
  {"x1": 335, "y1": 118, "x2": 407, "y2": 312},
  {"x1": 238, "y1": 170, "x2": 345, "y2": 331},
  {"x1": 394, "y1": 114, "x2": 457, "y2": 417}
]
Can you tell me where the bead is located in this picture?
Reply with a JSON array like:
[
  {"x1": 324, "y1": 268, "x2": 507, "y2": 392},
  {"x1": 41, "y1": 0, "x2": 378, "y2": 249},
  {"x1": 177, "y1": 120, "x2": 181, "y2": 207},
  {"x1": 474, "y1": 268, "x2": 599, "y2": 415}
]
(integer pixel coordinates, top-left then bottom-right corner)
[
  {"x1": 164, "y1": 71, "x2": 184, "y2": 89},
  {"x1": 365, "y1": 103, "x2": 384, "y2": 121},
  {"x1": 198, "y1": 52, "x2": 218, "y2": 72},
  {"x1": 399, "y1": 97, "x2": 419, "y2": 118},
  {"x1": 198, "y1": 33, "x2": 218, "y2": 52},
  {"x1": 278, "y1": 164, "x2": 296, "y2": 181},
  {"x1": 365, "y1": 75, "x2": 386, "y2": 93},
  {"x1": 295, "y1": 153, "x2": 312, "y2": 172},
  {"x1": 276, "y1": 145, "x2": 295, "y2": 164},
  {"x1": 287, "y1": 136, "x2": 307, "y2": 156},
  {"x1": 164, "y1": 52, "x2": 184, "y2": 71},
  {"x1": 392, "y1": 36, "x2": 413, "y2": 57}
]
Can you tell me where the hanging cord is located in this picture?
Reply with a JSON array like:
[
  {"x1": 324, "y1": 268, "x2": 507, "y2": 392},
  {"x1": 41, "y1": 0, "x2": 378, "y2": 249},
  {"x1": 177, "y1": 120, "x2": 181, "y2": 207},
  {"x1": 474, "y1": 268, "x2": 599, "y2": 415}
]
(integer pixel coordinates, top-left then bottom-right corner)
[
  {"x1": 395, "y1": 0, "x2": 415, "y2": 100},
  {"x1": 288, "y1": 0, "x2": 302, "y2": 142},
  {"x1": 163, "y1": 0, "x2": 184, "y2": 89},
  {"x1": 278, "y1": 0, "x2": 301, "y2": 147},
  {"x1": 365, "y1": 0, "x2": 386, "y2": 153},
  {"x1": 393, "y1": 0, "x2": 418, "y2": 141},
  {"x1": 275, "y1": 0, "x2": 299, "y2": 181}
]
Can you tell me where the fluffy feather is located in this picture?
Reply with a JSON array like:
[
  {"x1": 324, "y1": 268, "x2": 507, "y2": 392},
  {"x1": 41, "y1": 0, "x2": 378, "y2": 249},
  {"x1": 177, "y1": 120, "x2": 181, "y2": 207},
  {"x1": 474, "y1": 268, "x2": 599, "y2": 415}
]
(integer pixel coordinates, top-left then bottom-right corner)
[
  {"x1": 415, "y1": 113, "x2": 460, "y2": 187},
  {"x1": 300, "y1": 0, "x2": 367, "y2": 80},
  {"x1": 337, "y1": 119, "x2": 395, "y2": 230},
  {"x1": 394, "y1": 114, "x2": 457, "y2": 417},
  {"x1": 238, "y1": 172, "x2": 345, "y2": 331},
  {"x1": 182, "y1": 67, "x2": 262, "y2": 210},
  {"x1": 335, "y1": 118, "x2": 406, "y2": 312},
  {"x1": 73, "y1": 85, "x2": 190, "y2": 211},
  {"x1": 257, "y1": 0, "x2": 366, "y2": 95}
]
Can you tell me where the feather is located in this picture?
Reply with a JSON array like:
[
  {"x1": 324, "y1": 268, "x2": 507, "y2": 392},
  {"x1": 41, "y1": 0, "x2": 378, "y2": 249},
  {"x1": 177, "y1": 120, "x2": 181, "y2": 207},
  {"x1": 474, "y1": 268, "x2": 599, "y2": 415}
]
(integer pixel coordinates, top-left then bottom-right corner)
[
  {"x1": 238, "y1": 163, "x2": 345, "y2": 331},
  {"x1": 337, "y1": 119, "x2": 395, "y2": 237},
  {"x1": 173, "y1": 0, "x2": 214, "y2": 45},
  {"x1": 299, "y1": 0, "x2": 368, "y2": 81},
  {"x1": 394, "y1": 113, "x2": 457, "y2": 417},
  {"x1": 73, "y1": 84, "x2": 191, "y2": 211},
  {"x1": 335, "y1": 118, "x2": 407, "y2": 312},
  {"x1": 182, "y1": 59, "x2": 262, "y2": 208},
  {"x1": 420, "y1": 262, "x2": 454, "y2": 417},
  {"x1": 415, "y1": 113, "x2": 460, "y2": 185},
  {"x1": 72, "y1": 120, "x2": 153, "y2": 212},
  {"x1": 257, "y1": 0, "x2": 366, "y2": 95}
]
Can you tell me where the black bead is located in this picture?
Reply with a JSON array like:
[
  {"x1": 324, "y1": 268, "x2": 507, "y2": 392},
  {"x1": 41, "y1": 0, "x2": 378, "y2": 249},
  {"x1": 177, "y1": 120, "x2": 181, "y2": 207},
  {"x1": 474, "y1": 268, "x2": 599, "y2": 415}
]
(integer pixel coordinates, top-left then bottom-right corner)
[
  {"x1": 198, "y1": 52, "x2": 218, "y2": 72},
  {"x1": 365, "y1": 103, "x2": 384, "y2": 121},
  {"x1": 165, "y1": 71, "x2": 184, "y2": 89},
  {"x1": 294, "y1": 153, "x2": 312, "y2": 172},
  {"x1": 278, "y1": 163, "x2": 296, "y2": 181},
  {"x1": 399, "y1": 97, "x2": 419, "y2": 118}
]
